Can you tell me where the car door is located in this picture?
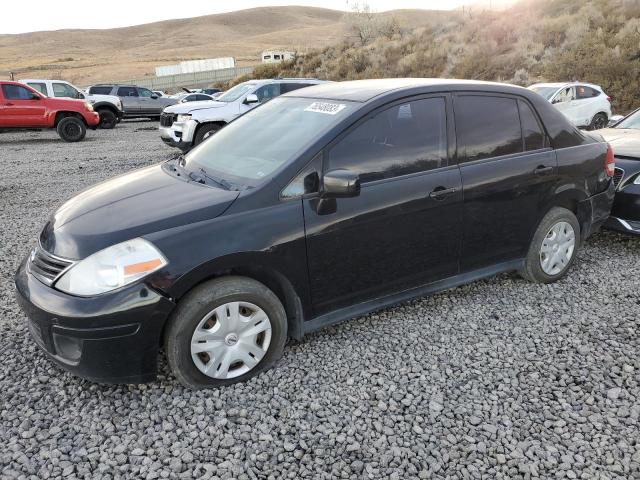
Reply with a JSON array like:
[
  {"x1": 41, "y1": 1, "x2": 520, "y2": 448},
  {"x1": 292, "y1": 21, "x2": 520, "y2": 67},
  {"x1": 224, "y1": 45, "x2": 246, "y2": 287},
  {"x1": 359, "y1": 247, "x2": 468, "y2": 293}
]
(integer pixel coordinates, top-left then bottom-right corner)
[
  {"x1": 302, "y1": 95, "x2": 463, "y2": 316},
  {"x1": 137, "y1": 87, "x2": 160, "y2": 115},
  {"x1": 454, "y1": 94, "x2": 557, "y2": 271},
  {"x1": 0, "y1": 84, "x2": 47, "y2": 127},
  {"x1": 116, "y1": 86, "x2": 139, "y2": 114},
  {"x1": 551, "y1": 86, "x2": 579, "y2": 126}
]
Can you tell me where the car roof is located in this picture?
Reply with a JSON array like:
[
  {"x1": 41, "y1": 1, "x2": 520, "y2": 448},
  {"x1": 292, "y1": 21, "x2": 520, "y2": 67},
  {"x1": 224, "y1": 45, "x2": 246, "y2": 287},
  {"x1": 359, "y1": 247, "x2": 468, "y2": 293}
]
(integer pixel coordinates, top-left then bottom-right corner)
[
  {"x1": 284, "y1": 78, "x2": 536, "y2": 103},
  {"x1": 530, "y1": 82, "x2": 603, "y2": 90}
]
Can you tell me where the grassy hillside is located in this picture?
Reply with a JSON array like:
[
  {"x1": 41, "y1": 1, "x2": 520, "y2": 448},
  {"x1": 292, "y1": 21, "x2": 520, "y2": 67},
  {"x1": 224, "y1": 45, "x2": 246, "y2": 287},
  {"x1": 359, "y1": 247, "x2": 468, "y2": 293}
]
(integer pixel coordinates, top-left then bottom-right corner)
[
  {"x1": 228, "y1": 0, "x2": 640, "y2": 113},
  {"x1": 0, "y1": 7, "x2": 446, "y2": 86}
]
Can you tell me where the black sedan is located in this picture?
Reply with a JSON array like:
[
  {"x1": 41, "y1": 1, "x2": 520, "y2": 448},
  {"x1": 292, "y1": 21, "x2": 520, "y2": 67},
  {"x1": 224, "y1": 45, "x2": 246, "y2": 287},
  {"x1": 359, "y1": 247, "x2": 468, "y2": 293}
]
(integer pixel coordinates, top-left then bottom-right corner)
[{"x1": 600, "y1": 110, "x2": 640, "y2": 235}]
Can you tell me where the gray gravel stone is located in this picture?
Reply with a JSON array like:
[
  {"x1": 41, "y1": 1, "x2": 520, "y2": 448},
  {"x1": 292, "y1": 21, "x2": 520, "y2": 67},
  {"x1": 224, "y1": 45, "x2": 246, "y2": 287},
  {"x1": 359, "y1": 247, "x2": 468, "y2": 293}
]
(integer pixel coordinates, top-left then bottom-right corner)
[{"x1": 1, "y1": 122, "x2": 639, "y2": 478}]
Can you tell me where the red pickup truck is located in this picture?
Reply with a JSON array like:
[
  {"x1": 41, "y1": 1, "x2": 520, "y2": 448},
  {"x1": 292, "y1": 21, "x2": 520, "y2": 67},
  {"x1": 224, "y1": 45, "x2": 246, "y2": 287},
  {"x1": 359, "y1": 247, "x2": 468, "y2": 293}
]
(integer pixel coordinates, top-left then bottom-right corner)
[{"x1": 0, "y1": 81, "x2": 100, "y2": 142}]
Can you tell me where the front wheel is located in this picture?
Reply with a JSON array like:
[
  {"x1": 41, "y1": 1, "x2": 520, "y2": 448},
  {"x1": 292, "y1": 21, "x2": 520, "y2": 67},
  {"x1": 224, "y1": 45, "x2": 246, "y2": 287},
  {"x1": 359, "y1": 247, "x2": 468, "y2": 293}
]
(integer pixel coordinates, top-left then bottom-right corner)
[
  {"x1": 56, "y1": 117, "x2": 86, "y2": 142},
  {"x1": 164, "y1": 276, "x2": 288, "y2": 389},
  {"x1": 97, "y1": 109, "x2": 117, "y2": 129},
  {"x1": 193, "y1": 123, "x2": 221, "y2": 147},
  {"x1": 519, "y1": 207, "x2": 580, "y2": 283},
  {"x1": 589, "y1": 113, "x2": 608, "y2": 130}
]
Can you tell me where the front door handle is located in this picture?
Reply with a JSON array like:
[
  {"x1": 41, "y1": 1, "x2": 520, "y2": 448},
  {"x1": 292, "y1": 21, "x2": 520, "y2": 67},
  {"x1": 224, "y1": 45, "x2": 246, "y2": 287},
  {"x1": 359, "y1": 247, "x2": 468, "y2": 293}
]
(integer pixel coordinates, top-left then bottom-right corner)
[
  {"x1": 3, "y1": 102, "x2": 14, "y2": 106},
  {"x1": 534, "y1": 165, "x2": 554, "y2": 176},
  {"x1": 429, "y1": 186, "x2": 457, "y2": 200}
]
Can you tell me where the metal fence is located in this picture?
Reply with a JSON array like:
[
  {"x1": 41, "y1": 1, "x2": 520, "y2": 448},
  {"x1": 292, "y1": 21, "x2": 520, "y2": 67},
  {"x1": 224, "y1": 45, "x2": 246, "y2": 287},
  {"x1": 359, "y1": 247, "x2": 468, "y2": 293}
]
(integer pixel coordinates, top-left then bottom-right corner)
[{"x1": 118, "y1": 66, "x2": 255, "y2": 91}]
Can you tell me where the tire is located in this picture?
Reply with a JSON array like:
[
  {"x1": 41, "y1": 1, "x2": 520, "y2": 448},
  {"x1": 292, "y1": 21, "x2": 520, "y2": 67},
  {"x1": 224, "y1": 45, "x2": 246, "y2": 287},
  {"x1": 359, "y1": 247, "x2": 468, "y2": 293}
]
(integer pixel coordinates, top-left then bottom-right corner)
[
  {"x1": 519, "y1": 207, "x2": 581, "y2": 284},
  {"x1": 56, "y1": 117, "x2": 86, "y2": 142},
  {"x1": 97, "y1": 109, "x2": 117, "y2": 129},
  {"x1": 589, "y1": 112, "x2": 608, "y2": 130},
  {"x1": 193, "y1": 123, "x2": 221, "y2": 146},
  {"x1": 164, "y1": 276, "x2": 288, "y2": 389}
]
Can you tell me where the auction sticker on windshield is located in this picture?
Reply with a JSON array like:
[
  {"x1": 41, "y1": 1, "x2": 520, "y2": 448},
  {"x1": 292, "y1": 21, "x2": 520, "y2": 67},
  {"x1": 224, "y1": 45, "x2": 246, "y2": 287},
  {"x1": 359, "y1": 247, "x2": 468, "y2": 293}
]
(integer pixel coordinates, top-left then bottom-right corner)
[{"x1": 305, "y1": 102, "x2": 347, "y2": 115}]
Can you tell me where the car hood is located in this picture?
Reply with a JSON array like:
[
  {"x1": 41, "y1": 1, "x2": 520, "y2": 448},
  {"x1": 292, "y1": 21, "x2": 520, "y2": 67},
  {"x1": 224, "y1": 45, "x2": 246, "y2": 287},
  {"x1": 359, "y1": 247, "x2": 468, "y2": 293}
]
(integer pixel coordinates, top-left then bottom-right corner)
[
  {"x1": 164, "y1": 100, "x2": 228, "y2": 114},
  {"x1": 599, "y1": 128, "x2": 640, "y2": 158},
  {"x1": 40, "y1": 163, "x2": 239, "y2": 259}
]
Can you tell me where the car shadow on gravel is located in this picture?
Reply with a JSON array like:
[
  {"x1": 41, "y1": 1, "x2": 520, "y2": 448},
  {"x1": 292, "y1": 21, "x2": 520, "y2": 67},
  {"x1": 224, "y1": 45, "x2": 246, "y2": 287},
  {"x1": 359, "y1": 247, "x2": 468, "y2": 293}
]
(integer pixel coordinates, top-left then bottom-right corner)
[{"x1": 0, "y1": 137, "x2": 97, "y2": 145}]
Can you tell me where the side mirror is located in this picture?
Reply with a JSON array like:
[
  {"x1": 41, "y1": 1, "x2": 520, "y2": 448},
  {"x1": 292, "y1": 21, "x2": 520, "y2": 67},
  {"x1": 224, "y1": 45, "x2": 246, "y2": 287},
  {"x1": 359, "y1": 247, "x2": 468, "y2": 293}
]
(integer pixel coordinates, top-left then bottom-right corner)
[
  {"x1": 322, "y1": 169, "x2": 360, "y2": 198},
  {"x1": 608, "y1": 115, "x2": 624, "y2": 127},
  {"x1": 245, "y1": 94, "x2": 259, "y2": 104},
  {"x1": 151, "y1": 94, "x2": 158, "y2": 99},
  {"x1": 30, "y1": 93, "x2": 41, "y2": 100}
]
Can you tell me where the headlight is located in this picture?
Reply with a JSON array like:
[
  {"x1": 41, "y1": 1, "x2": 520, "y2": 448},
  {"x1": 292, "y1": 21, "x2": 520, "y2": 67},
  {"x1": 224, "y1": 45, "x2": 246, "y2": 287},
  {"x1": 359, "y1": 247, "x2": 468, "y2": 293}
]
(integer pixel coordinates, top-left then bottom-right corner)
[
  {"x1": 177, "y1": 114, "x2": 192, "y2": 123},
  {"x1": 85, "y1": 102, "x2": 94, "y2": 111},
  {"x1": 56, "y1": 238, "x2": 168, "y2": 296}
]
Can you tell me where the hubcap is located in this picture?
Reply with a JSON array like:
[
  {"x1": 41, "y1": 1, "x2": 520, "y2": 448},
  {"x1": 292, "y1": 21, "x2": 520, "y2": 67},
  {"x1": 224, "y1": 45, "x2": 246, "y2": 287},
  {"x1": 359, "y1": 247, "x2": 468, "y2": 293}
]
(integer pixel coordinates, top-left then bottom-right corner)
[
  {"x1": 540, "y1": 221, "x2": 575, "y2": 275},
  {"x1": 190, "y1": 301, "x2": 272, "y2": 380}
]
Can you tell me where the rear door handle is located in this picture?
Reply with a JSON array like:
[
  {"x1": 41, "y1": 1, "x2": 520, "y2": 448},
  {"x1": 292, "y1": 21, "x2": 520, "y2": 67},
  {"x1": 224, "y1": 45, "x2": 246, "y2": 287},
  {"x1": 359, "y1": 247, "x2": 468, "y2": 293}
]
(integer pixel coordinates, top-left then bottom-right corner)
[
  {"x1": 534, "y1": 165, "x2": 554, "y2": 176},
  {"x1": 429, "y1": 186, "x2": 457, "y2": 200}
]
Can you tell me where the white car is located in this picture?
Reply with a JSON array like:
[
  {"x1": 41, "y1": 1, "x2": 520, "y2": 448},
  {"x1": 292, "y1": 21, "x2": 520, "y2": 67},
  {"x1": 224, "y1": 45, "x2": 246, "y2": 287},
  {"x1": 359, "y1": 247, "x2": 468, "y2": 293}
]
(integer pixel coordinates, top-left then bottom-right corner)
[
  {"x1": 20, "y1": 79, "x2": 123, "y2": 129},
  {"x1": 159, "y1": 78, "x2": 327, "y2": 152},
  {"x1": 528, "y1": 82, "x2": 612, "y2": 130}
]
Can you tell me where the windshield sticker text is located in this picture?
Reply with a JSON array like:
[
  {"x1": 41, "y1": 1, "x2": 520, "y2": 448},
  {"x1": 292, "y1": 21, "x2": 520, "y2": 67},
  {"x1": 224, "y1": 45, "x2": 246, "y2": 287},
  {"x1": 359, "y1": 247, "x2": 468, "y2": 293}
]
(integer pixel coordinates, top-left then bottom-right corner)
[{"x1": 304, "y1": 102, "x2": 347, "y2": 115}]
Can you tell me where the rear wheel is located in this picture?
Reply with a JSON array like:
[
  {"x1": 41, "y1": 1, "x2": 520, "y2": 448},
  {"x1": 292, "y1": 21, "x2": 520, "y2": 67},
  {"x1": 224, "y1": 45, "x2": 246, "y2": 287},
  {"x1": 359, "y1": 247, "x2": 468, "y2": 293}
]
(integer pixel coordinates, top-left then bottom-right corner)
[
  {"x1": 97, "y1": 109, "x2": 117, "y2": 129},
  {"x1": 56, "y1": 117, "x2": 86, "y2": 142},
  {"x1": 193, "y1": 123, "x2": 221, "y2": 146},
  {"x1": 164, "y1": 276, "x2": 288, "y2": 389},
  {"x1": 520, "y1": 207, "x2": 580, "y2": 283},
  {"x1": 589, "y1": 113, "x2": 608, "y2": 130}
]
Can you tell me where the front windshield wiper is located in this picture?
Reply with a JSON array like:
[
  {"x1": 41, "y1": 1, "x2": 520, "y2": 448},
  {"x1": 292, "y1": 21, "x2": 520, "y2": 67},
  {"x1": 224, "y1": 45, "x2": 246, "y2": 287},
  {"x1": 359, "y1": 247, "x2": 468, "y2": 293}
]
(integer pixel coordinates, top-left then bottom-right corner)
[{"x1": 197, "y1": 167, "x2": 235, "y2": 190}]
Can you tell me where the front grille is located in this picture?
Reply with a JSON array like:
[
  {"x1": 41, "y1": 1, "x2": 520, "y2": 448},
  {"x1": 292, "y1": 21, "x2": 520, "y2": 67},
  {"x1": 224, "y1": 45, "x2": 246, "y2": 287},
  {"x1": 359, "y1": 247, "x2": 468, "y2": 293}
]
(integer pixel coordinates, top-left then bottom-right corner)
[
  {"x1": 613, "y1": 167, "x2": 625, "y2": 189},
  {"x1": 160, "y1": 113, "x2": 176, "y2": 127},
  {"x1": 29, "y1": 246, "x2": 74, "y2": 286}
]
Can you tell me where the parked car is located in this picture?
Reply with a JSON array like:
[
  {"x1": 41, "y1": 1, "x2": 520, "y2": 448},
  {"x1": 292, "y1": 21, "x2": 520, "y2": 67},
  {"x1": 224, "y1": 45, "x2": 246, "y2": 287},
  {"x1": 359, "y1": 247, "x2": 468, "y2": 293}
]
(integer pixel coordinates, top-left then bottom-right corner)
[
  {"x1": 20, "y1": 79, "x2": 123, "y2": 129},
  {"x1": 15, "y1": 79, "x2": 615, "y2": 388},
  {"x1": 87, "y1": 84, "x2": 177, "y2": 120},
  {"x1": 599, "y1": 108, "x2": 640, "y2": 235},
  {"x1": 153, "y1": 91, "x2": 167, "y2": 97},
  {"x1": 528, "y1": 82, "x2": 612, "y2": 130},
  {"x1": 0, "y1": 81, "x2": 99, "y2": 141},
  {"x1": 174, "y1": 93, "x2": 215, "y2": 103},
  {"x1": 160, "y1": 78, "x2": 326, "y2": 152}
]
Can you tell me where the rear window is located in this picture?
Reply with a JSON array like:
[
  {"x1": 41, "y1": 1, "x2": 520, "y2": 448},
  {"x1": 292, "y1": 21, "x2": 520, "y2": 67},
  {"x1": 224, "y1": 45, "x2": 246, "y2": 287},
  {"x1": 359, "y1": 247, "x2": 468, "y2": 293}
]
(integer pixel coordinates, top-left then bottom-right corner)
[
  {"x1": 117, "y1": 87, "x2": 138, "y2": 97},
  {"x1": 576, "y1": 86, "x2": 600, "y2": 99},
  {"x1": 89, "y1": 86, "x2": 113, "y2": 95},
  {"x1": 456, "y1": 95, "x2": 523, "y2": 162}
]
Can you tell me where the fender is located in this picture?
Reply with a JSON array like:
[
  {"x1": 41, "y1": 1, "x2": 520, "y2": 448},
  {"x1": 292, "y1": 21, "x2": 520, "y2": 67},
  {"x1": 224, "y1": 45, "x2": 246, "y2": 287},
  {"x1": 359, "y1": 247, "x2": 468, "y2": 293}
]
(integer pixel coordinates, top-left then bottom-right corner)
[{"x1": 92, "y1": 101, "x2": 118, "y2": 113}]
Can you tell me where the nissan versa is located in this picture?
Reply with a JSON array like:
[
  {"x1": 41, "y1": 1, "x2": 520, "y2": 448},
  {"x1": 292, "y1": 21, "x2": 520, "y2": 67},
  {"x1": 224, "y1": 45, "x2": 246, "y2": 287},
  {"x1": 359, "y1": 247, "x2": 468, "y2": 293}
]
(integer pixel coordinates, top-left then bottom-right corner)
[{"x1": 15, "y1": 79, "x2": 615, "y2": 388}]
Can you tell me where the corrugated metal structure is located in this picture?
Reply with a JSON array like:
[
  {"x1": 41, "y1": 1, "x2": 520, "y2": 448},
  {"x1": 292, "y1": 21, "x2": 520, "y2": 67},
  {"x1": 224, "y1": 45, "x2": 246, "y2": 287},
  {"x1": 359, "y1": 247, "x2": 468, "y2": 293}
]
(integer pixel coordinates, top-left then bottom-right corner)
[
  {"x1": 119, "y1": 66, "x2": 255, "y2": 91},
  {"x1": 155, "y1": 57, "x2": 235, "y2": 77}
]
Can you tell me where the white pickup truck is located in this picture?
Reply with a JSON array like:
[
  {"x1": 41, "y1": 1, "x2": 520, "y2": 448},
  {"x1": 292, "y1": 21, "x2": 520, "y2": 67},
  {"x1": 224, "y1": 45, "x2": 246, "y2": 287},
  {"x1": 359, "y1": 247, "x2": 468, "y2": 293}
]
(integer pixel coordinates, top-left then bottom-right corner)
[
  {"x1": 20, "y1": 79, "x2": 124, "y2": 129},
  {"x1": 159, "y1": 78, "x2": 326, "y2": 152}
]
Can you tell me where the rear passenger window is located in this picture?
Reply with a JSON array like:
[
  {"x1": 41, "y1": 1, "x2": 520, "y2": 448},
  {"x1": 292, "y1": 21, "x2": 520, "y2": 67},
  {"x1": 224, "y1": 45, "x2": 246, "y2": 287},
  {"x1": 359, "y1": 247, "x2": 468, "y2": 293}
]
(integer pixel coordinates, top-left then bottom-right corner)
[
  {"x1": 281, "y1": 83, "x2": 308, "y2": 94},
  {"x1": 519, "y1": 100, "x2": 545, "y2": 151},
  {"x1": 457, "y1": 96, "x2": 522, "y2": 162},
  {"x1": 89, "y1": 86, "x2": 113, "y2": 95},
  {"x1": 117, "y1": 87, "x2": 138, "y2": 97},
  {"x1": 576, "y1": 86, "x2": 600, "y2": 99},
  {"x1": 329, "y1": 97, "x2": 448, "y2": 183}
]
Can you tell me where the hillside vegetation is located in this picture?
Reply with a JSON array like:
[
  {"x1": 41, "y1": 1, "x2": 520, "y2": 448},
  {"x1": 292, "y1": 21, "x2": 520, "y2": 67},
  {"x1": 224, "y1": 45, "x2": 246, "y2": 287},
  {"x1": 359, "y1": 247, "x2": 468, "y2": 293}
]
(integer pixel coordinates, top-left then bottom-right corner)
[
  {"x1": 0, "y1": 7, "x2": 446, "y2": 86},
  {"x1": 228, "y1": 0, "x2": 640, "y2": 113}
]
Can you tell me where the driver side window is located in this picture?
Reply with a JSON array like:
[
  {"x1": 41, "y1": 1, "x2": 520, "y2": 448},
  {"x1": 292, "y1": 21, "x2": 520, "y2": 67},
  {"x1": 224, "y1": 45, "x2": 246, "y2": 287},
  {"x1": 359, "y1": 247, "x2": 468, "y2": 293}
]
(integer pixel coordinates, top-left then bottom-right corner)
[
  {"x1": 53, "y1": 83, "x2": 79, "y2": 98},
  {"x1": 554, "y1": 87, "x2": 574, "y2": 103},
  {"x1": 254, "y1": 84, "x2": 281, "y2": 103},
  {"x1": 139, "y1": 88, "x2": 154, "y2": 98},
  {"x1": 2, "y1": 85, "x2": 35, "y2": 100}
]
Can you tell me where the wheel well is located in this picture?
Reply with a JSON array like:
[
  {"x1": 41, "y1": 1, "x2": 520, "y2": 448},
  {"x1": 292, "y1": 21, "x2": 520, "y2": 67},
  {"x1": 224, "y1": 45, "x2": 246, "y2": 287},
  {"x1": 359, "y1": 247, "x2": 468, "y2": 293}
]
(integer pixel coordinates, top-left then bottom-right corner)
[
  {"x1": 162, "y1": 267, "x2": 304, "y2": 344},
  {"x1": 195, "y1": 121, "x2": 226, "y2": 139},
  {"x1": 95, "y1": 104, "x2": 117, "y2": 115},
  {"x1": 54, "y1": 111, "x2": 84, "y2": 127},
  {"x1": 554, "y1": 198, "x2": 590, "y2": 241}
]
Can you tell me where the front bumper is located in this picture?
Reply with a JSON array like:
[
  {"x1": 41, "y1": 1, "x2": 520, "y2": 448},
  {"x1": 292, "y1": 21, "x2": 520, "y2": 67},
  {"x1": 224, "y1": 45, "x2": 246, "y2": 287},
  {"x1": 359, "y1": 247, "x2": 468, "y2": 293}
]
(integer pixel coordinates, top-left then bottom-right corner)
[
  {"x1": 605, "y1": 182, "x2": 640, "y2": 235},
  {"x1": 159, "y1": 120, "x2": 197, "y2": 152},
  {"x1": 14, "y1": 258, "x2": 175, "y2": 384}
]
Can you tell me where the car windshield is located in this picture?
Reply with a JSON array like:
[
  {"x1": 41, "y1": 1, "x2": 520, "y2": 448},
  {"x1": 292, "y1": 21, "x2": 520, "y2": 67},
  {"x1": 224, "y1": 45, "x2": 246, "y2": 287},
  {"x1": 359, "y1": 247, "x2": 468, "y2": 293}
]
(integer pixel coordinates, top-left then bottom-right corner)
[
  {"x1": 529, "y1": 86, "x2": 560, "y2": 101},
  {"x1": 616, "y1": 110, "x2": 640, "y2": 129},
  {"x1": 216, "y1": 83, "x2": 255, "y2": 103},
  {"x1": 184, "y1": 97, "x2": 355, "y2": 189}
]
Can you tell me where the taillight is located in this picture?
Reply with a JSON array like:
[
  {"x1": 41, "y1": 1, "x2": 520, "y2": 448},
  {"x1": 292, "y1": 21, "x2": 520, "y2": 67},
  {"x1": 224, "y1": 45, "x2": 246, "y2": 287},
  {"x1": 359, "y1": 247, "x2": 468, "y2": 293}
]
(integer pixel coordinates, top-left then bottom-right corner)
[
  {"x1": 605, "y1": 143, "x2": 615, "y2": 177},
  {"x1": 606, "y1": 95, "x2": 611, "y2": 102}
]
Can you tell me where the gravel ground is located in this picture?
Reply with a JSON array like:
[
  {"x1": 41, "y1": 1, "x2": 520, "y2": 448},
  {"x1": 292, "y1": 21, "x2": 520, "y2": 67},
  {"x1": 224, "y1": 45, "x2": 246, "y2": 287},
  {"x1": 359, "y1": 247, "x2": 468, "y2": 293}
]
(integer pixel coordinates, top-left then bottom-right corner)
[{"x1": 1, "y1": 121, "x2": 639, "y2": 479}]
